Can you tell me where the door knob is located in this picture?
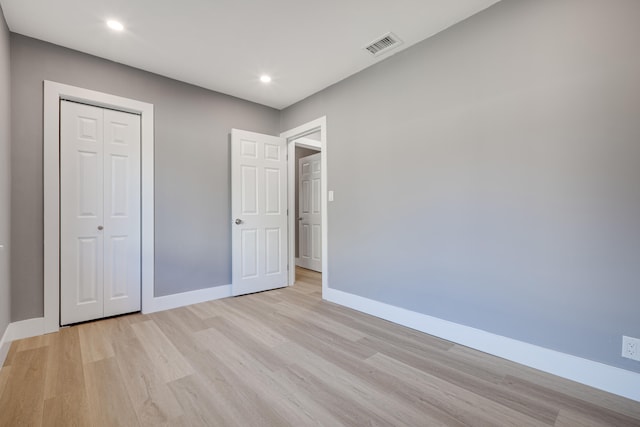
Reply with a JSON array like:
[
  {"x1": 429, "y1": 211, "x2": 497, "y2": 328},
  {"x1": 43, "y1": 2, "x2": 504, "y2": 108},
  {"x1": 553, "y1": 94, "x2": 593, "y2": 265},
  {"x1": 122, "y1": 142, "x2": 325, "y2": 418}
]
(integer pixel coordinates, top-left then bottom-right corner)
[
  {"x1": 234, "y1": 218, "x2": 243, "y2": 225},
  {"x1": 297, "y1": 217, "x2": 303, "y2": 221},
  {"x1": 97, "y1": 225, "x2": 104, "y2": 231}
]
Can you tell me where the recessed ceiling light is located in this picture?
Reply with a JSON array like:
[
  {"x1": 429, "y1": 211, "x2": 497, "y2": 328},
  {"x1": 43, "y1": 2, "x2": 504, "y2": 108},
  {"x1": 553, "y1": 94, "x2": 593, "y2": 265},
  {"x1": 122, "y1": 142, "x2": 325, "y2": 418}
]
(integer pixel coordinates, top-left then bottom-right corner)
[
  {"x1": 260, "y1": 75, "x2": 272, "y2": 84},
  {"x1": 107, "y1": 20, "x2": 124, "y2": 31}
]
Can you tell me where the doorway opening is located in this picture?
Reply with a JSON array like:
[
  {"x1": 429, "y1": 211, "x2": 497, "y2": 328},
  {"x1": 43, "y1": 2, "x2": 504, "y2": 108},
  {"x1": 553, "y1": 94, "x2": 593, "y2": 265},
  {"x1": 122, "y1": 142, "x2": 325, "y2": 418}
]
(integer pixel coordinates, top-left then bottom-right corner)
[
  {"x1": 281, "y1": 117, "x2": 328, "y2": 296},
  {"x1": 294, "y1": 137, "x2": 321, "y2": 272}
]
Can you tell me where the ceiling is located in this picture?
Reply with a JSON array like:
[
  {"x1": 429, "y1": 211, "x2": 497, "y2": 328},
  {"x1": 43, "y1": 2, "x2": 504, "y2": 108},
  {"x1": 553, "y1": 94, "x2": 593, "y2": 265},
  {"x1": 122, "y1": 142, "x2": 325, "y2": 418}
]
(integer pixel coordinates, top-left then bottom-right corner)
[{"x1": 0, "y1": 0, "x2": 500, "y2": 109}]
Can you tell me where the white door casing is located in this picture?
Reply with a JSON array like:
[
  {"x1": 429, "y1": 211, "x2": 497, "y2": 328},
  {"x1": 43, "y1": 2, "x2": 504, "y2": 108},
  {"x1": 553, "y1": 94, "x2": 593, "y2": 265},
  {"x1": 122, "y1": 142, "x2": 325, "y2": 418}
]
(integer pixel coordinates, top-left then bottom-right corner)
[
  {"x1": 44, "y1": 81, "x2": 154, "y2": 334},
  {"x1": 60, "y1": 101, "x2": 141, "y2": 325},
  {"x1": 298, "y1": 153, "x2": 322, "y2": 272},
  {"x1": 231, "y1": 129, "x2": 288, "y2": 296}
]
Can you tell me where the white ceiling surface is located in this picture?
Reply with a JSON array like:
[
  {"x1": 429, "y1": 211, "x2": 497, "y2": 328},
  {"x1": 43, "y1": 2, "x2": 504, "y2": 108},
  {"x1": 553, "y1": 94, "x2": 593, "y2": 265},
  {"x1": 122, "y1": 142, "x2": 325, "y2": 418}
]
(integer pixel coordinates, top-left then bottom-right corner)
[{"x1": 1, "y1": 0, "x2": 500, "y2": 109}]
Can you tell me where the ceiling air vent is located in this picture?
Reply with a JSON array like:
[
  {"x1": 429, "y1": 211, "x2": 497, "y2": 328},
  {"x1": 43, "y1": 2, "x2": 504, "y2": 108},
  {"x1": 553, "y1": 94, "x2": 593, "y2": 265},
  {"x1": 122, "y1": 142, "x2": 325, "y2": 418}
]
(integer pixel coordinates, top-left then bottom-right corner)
[{"x1": 364, "y1": 32, "x2": 403, "y2": 56}]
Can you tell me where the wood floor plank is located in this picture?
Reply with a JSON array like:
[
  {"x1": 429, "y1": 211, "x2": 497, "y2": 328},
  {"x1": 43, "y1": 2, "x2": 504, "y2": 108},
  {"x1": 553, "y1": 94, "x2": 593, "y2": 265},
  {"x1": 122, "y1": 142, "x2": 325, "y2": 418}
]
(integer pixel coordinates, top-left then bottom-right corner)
[
  {"x1": 362, "y1": 334, "x2": 506, "y2": 385},
  {"x1": 113, "y1": 337, "x2": 183, "y2": 426},
  {"x1": 294, "y1": 267, "x2": 322, "y2": 285},
  {"x1": 281, "y1": 362, "x2": 419, "y2": 427},
  {"x1": 167, "y1": 374, "x2": 240, "y2": 426},
  {"x1": 149, "y1": 309, "x2": 209, "y2": 357},
  {"x1": 185, "y1": 300, "x2": 228, "y2": 320},
  {"x1": 14, "y1": 333, "x2": 53, "y2": 353},
  {"x1": 207, "y1": 302, "x2": 289, "y2": 348},
  {"x1": 2, "y1": 338, "x2": 18, "y2": 367},
  {"x1": 100, "y1": 313, "x2": 142, "y2": 344},
  {"x1": 130, "y1": 320, "x2": 195, "y2": 383},
  {"x1": 554, "y1": 408, "x2": 624, "y2": 427},
  {"x1": 159, "y1": 306, "x2": 211, "y2": 334},
  {"x1": 244, "y1": 289, "x2": 285, "y2": 304},
  {"x1": 366, "y1": 351, "x2": 554, "y2": 427},
  {"x1": 42, "y1": 333, "x2": 61, "y2": 401},
  {"x1": 78, "y1": 320, "x2": 115, "y2": 364},
  {"x1": 221, "y1": 291, "x2": 283, "y2": 323},
  {"x1": 274, "y1": 340, "x2": 448, "y2": 426},
  {"x1": 198, "y1": 348, "x2": 306, "y2": 426},
  {"x1": 448, "y1": 343, "x2": 640, "y2": 418},
  {"x1": 43, "y1": 326, "x2": 84, "y2": 401},
  {"x1": 0, "y1": 347, "x2": 48, "y2": 426},
  {"x1": 503, "y1": 374, "x2": 640, "y2": 426},
  {"x1": 316, "y1": 301, "x2": 455, "y2": 353},
  {"x1": 205, "y1": 316, "x2": 290, "y2": 373},
  {"x1": 0, "y1": 366, "x2": 11, "y2": 403},
  {"x1": 274, "y1": 299, "x2": 368, "y2": 342},
  {"x1": 42, "y1": 389, "x2": 91, "y2": 427},
  {"x1": 358, "y1": 335, "x2": 560, "y2": 424},
  {"x1": 83, "y1": 357, "x2": 140, "y2": 427},
  {"x1": 276, "y1": 312, "x2": 381, "y2": 360}
]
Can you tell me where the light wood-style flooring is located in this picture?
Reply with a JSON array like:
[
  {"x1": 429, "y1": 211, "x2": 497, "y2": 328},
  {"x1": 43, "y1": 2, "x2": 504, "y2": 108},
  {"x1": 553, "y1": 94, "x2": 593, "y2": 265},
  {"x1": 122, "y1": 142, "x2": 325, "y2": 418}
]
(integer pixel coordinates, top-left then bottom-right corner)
[{"x1": 1, "y1": 267, "x2": 639, "y2": 426}]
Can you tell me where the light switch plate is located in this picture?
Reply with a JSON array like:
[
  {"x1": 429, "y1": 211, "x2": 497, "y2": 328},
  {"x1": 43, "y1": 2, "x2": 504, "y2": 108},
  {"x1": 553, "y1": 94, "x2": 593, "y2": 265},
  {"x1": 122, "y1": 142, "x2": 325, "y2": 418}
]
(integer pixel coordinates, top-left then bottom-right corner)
[{"x1": 328, "y1": 190, "x2": 334, "y2": 202}]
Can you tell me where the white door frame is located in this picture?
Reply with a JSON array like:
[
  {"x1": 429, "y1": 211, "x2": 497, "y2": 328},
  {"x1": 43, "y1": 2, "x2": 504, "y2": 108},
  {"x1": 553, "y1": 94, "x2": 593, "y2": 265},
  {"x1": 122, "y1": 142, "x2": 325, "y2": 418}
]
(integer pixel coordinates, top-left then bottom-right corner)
[
  {"x1": 295, "y1": 144, "x2": 321, "y2": 269},
  {"x1": 43, "y1": 81, "x2": 154, "y2": 334},
  {"x1": 280, "y1": 117, "x2": 328, "y2": 294}
]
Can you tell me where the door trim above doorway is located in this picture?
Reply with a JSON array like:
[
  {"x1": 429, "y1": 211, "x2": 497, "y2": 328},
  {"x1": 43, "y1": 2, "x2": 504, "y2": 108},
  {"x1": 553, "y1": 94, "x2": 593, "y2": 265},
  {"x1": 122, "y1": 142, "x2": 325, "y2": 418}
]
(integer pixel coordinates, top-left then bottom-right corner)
[
  {"x1": 280, "y1": 116, "x2": 328, "y2": 295},
  {"x1": 295, "y1": 137, "x2": 321, "y2": 151},
  {"x1": 43, "y1": 81, "x2": 155, "y2": 334}
]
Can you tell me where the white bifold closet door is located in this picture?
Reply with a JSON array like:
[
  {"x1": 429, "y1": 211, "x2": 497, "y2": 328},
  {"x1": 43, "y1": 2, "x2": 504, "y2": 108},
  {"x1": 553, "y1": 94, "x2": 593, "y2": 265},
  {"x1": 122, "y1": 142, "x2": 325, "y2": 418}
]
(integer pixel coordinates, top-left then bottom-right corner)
[{"x1": 60, "y1": 100, "x2": 141, "y2": 325}]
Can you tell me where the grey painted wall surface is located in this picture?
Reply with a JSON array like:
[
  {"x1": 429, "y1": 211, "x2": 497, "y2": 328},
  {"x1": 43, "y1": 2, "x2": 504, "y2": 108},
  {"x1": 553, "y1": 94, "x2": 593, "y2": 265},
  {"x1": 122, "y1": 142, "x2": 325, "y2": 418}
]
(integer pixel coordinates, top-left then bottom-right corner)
[
  {"x1": 10, "y1": 35, "x2": 280, "y2": 321},
  {"x1": 281, "y1": 0, "x2": 640, "y2": 372},
  {"x1": 0, "y1": 5, "x2": 11, "y2": 336},
  {"x1": 295, "y1": 146, "x2": 320, "y2": 258}
]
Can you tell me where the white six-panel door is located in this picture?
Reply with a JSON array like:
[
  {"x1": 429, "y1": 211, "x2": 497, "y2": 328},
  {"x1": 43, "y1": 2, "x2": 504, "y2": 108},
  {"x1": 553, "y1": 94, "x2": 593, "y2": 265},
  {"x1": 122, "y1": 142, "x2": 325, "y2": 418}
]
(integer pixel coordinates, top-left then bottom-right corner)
[
  {"x1": 298, "y1": 153, "x2": 322, "y2": 272},
  {"x1": 231, "y1": 129, "x2": 288, "y2": 296},
  {"x1": 60, "y1": 101, "x2": 141, "y2": 325}
]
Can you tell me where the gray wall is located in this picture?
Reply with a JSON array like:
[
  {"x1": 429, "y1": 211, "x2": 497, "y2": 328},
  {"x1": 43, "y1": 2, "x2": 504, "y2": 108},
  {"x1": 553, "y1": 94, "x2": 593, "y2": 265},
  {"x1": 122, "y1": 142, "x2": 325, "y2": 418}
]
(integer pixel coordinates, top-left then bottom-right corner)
[
  {"x1": 295, "y1": 146, "x2": 320, "y2": 258},
  {"x1": 281, "y1": 0, "x2": 640, "y2": 372},
  {"x1": 0, "y1": 5, "x2": 10, "y2": 336},
  {"x1": 10, "y1": 35, "x2": 280, "y2": 321}
]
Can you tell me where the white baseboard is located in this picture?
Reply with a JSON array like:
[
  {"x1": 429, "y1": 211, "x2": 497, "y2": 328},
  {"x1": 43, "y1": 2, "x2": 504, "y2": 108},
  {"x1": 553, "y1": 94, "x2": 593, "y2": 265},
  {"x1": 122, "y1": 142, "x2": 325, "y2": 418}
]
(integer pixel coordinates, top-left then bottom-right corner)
[
  {"x1": 0, "y1": 317, "x2": 47, "y2": 367},
  {"x1": 7, "y1": 317, "x2": 46, "y2": 341},
  {"x1": 143, "y1": 284, "x2": 232, "y2": 314},
  {"x1": 324, "y1": 287, "x2": 640, "y2": 402}
]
